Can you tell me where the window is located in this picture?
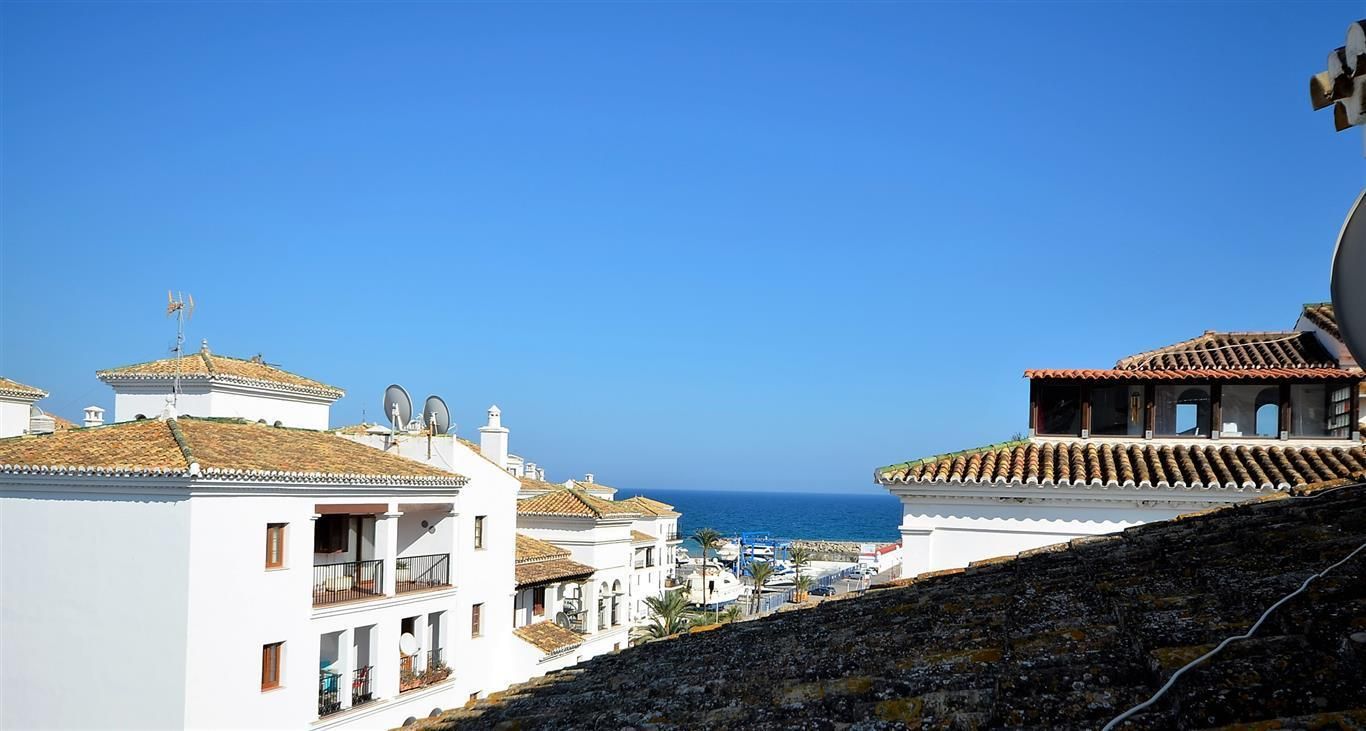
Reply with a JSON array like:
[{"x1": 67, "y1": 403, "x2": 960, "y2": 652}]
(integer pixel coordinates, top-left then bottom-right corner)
[
  {"x1": 1155, "y1": 385, "x2": 1211, "y2": 437},
  {"x1": 597, "y1": 583, "x2": 608, "y2": 630},
  {"x1": 1292, "y1": 383, "x2": 1327, "y2": 436},
  {"x1": 532, "y1": 587, "x2": 546, "y2": 617},
  {"x1": 261, "y1": 642, "x2": 283, "y2": 691},
  {"x1": 473, "y1": 516, "x2": 485, "y2": 550},
  {"x1": 1036, "y1": 385, "x2": 1081, "y2": 436},
  {"x1": 265, "y1": 523, "x2": 286, "y2": 569},
  {"x1": 611, "y1": 580, "x2": 622, "y2": 626},
  {"x1": 1220, "y1": 385, "x2": 1279, "y2": 438},
  {"x1": 471, "y1": 603, "x2": 483, "y2": 637},
  {"x1": 1090, "y1": 385, "x2": 1145, "y2": 436},
  {"x1": 314, "y1": 515, "x2": 348, "y2": 554}
]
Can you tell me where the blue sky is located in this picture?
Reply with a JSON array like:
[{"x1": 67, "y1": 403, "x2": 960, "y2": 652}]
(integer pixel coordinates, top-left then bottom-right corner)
[{"x1": 2, "y1": 1, "x2": 1363, "y2": 494}]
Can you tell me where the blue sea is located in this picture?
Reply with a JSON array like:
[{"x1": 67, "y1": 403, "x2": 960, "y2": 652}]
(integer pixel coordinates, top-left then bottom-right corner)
[{"x1": 639, "y1": 489, "x2": 901, "y2": 546}]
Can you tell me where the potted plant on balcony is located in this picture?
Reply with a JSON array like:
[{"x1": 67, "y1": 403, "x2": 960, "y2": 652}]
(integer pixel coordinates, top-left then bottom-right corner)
[
  {"x1": 395, "y1": 559, "x2": 410, "y2": 585},
  {"x1": 426, "y1": 661, "x2": 451, "y2": 683},
  {"x1": 399, "y1": 664, "x2": 422, "y2": 692}
]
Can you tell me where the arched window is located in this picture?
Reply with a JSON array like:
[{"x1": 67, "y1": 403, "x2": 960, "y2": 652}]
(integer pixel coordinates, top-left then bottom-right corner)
[
  {"x1": 1221, "y1": 384, "x2": 1280, "y2": 438},
  {"x1": 611, "y1": 580, "x2": 622, "y2": 626},
  {"x1": 597, "y1": 582, "x2": 609, "y2": 630}
]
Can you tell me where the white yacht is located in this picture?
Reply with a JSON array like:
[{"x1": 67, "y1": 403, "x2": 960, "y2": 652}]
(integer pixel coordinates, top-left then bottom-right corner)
[{"x1": 682, "y1": 564, "x2": 744, "y2": 608}]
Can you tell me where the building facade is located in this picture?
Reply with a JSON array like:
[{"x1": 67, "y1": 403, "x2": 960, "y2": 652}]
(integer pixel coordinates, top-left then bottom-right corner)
[{"x1": 877, "y1": 305, "x2": 1366, "y2": 578}]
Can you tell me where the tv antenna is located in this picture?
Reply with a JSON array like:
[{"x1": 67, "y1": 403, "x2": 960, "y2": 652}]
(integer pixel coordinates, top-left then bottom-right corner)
[{"x1": 166, "y1": 291, "x2": 195, "y2": 409}]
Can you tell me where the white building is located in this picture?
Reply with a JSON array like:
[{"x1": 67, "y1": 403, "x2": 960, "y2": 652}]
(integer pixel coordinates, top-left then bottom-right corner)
[
  {"x1": 0, "y1": 376, "x2": 47, "y2": 437},
  {"x1": 97, "y1": 340, "x2": 344, "y2": 429},
  {"x1": 617, "y1": 495, "x2": 683, "y2": 620},
  {"x1": 877, "y1": 304, "x2": 1366, "y2": 579}
]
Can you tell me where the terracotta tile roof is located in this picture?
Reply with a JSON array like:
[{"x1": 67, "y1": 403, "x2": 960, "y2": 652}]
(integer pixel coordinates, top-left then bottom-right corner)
[
  {"x1": 97, "y1": 348, "x2": 343, "y2": 399},
  {"x1": 631, "y1": 530, "x2": 657, "y2": 544},
  {"x1": 515, "y1": 557, "x2": 596, "y2": 587},
  {"x1": 1114, "y1": 331, "x2": 1337, "y2": 371},
  {"x1": 518, "y1": 476, "x2": 563, "y2": 493},
  {"x1": 331, "y1": 422, "x2": 388, "y2": 435},
  {"x1": 1024, "y1": 367, "x2": 1358, "y2": 381},
  {"x1": 876, "y1": 439, "x2": 1366, "y2": 490},
  {"x1": 0, "y1": 417, "x2": 464, "y2": 484},
  {"x1": 618, "y1": 495, "x2": 677, "y2": 516},
  {"x1": 45, "y1": 412, "x2": 76, "y2": 431},
  {"x1": 1301, "y1": 302, "x2": 1341, "y2": 341},
  {"x1": 0, "y1": 377, "x2": 47, "y2": 400},
  {"x1": 515, "y1": 534, "x2": 570, "y2": 563},
  {"x1": 513, "y1": 621, "x2": 584, "y2": 655},
  {"x1": 517, "y1": 487, "x2": 640, "y2": 519},
  {"x1": 573, "y1": 479, "x2": 618, "y2": 494},
  {"x1": 426, "y1": 481, "x2": 1366, "y2": 730}
]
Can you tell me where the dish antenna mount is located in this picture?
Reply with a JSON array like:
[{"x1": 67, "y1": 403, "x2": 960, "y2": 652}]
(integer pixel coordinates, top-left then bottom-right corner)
[
  {"x1": 383, "y1": 384, "x2": 413, "y2": 431},
  {"x1": 422, "y1": 395, "x2": 451, "y2": 435},
  {"x1": 1332, "y1": 189, "x2": 1366, "y2": 366}
]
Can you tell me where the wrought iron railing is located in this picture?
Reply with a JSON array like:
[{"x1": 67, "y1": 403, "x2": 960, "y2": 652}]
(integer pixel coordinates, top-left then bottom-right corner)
[
  {"x1": 396, "y1": 553, "x2": 450, "y2": 594},
  {"x1": 319, "y1": 671, "x2": 342, "y2": 717},
  {"x1": 352, "y1": 665, "x2": 374, "y2": 707},
  {"x1": 399, "y1": 649, "x2": 451, "y2": 693},
  {"x1": 313, "y1": 559, "x2": 384, "y2": 606}
]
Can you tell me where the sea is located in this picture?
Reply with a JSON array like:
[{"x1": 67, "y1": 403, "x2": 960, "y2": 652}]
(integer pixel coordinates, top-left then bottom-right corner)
[{"x1": 640, "y1": 488, "x2": 901, "y2": 551}]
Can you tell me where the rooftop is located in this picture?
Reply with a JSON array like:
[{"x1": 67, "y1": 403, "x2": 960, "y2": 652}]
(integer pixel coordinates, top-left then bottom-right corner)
[
  {"x1": 0, "y1": 377, "x2": 47, "y2": 400},
  {"x1": 513, "y1": 622, "x2": 584, "y2": 655},
  {"x1": 423, "y1": 480, "x2": 1366, "y2": 730},
  {"x1": 514, "y1": 533, "x2": 595, "y2": 587},
  {"x1": 517, "y1": 487, "x2": 640, "y2": 519},
  {"x1": 96, "y1": 345, "x2": 344, "y2": 399},
  {"x1": 876, "y1": 439, "x2": 1366, "y2": 489},
  {"x1": 1302, "y1": 302, "x2": 1342, "y2": 342},
  {"x1": 618, "y1": 495, "x2": 677, "y2": 516},
  {"x1": 515, "y1": 534, "x2": 570, "y2": 563},
  {"x1": 0, "y1": 417, "x2": 464, "y2": 484},
  {"x1": 1114, "y1": 330, "x2": 1338, "y2": 371},
  {"x1": 631, "y1": 530, "x2": 656, "y2": 544}
]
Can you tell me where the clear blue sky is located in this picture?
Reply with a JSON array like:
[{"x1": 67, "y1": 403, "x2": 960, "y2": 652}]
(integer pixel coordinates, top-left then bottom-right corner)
[{"x1": 3, "y1": 2, "x2": 1364, "y2": 494}]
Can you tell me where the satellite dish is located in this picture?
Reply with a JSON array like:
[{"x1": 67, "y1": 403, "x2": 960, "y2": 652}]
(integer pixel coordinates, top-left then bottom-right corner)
[
  {"x1": 399, "y1": 632, "x2": 418, "y2": 657},
  {"x1": 1332, "y1": 188, "x2": 1366, "y2": 367},
  {"x1": 422, "y1": 395, "x2": 451, "y2": 435},
  {"x1": 383, "y1": 384, "x2": 413, "y2": 431},
  {"x1": 554, "y1": 611, "x2": 571, "y2": 629}
]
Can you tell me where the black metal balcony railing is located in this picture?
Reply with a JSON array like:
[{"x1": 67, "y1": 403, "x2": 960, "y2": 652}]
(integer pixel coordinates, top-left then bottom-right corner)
[
  {"x1": 352, "y1": 665, "x2": 374, "y2": 707},
  {"x1": 319, "y1": 671, "x2": 342, "y2": 717},
  {"x1": 665, "y1": 531, "x2": 683, "y2": 542},
  {"x1": 396, "y1": 553, "x2": 450, "y2": 594},
  {"x1": 313, "y1": 559, "x2": 384, "y2": 606},
  {"x1": 400, "y1": 649, "x2": 451, "y2": 693}
]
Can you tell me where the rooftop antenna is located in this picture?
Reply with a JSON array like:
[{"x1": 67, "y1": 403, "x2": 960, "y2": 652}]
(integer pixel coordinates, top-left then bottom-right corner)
[{"x1": 165, "y1": 291, "x2": 195, "y2": 410}]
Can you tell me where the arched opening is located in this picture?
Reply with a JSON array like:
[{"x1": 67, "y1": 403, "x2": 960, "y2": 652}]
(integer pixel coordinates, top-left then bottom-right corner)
[
  {"x1": 597, "y1": 582, "x2": 609, "y2": 630},
  {"x1": 610, "y1": 580, "x2": 622, "y2": 626}
]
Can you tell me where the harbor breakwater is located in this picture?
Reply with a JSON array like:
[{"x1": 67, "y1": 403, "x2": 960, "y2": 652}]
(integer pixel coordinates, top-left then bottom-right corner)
[{"x1": 790, "y1": 539, "x2": 875, "y2": 562}]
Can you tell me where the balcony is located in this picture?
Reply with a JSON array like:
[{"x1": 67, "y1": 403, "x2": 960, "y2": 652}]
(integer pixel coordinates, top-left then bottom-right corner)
[
  {"x1": 313, "y1": 559, "x2": 384, "y2": 607},
  {"x1": 665, "y1": 531, "x2": 683, "y2": 543},
  {"x1": 318, "y1": 666, "x2": 374, "y2": 718},
  {"x1": 396, "y1": 553, "x2": 450, "y2": 594},
  {"x1": 399, "y1": 649, "x2": 451, "y2": 693}
]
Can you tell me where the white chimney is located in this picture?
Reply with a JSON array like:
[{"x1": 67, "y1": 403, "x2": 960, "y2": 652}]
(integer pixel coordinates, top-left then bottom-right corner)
[
  {"x1": 479, "y1": 405, "x2": 509, "y2": 470},
  {"x1": 584, "y1": 473, "x2": 595, "y2": 484},
  {"x1": 83, "y1": 406, "x2": 105, "y2": 428}
]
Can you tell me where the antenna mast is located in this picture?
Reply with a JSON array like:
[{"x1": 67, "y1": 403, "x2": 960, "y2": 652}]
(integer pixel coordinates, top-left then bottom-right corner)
[{"x1": 166, "y1": 291, "x2": 195, "y2": 409}]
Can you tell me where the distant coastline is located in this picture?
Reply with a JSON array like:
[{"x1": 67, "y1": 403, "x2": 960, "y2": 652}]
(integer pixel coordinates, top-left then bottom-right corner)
[{"x1": 639, "y1": 488, "x2": 901, "y2": 546}]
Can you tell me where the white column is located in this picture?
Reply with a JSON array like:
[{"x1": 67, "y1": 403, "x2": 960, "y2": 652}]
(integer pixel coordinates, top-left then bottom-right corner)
[
  {"x1": 899, "y1": 526, "x2": 933, "y2": 579},
  {"x1": 376, "y1": 505, "x2": 402, "y2": 596},
  {"x1": 446, "y1": 509, "x2": 460, "y2": 586},
  {"x1": 337, "y1": 627, "x2": 354, "y2": 710},
  {"x1": 373, "y1": 620, "x2": 399, "y2": 699}
]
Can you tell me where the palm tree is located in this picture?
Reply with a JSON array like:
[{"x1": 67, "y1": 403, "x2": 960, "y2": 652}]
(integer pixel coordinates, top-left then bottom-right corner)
[
  {"x1": 793, "y1": 575, "x2": 814, "y2": 602},
  {"x1": 636, "y1": 589, "x2": 693, "y2": 641},
  {"x1": 746, "y1": 560, "x2": 775, "y2": 614},
  {"x1": 719, "y1": 604, "x2": 742, "y2": 624},
  {"x1": 789, "y1": 546, "x2": 812, "y2": 587},
  {"x1": 691, "y1": 527, "x2": 722, "y2": 622}
]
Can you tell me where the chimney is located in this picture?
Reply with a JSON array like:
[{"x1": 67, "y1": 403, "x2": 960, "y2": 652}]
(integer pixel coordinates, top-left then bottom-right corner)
[
  {"x1": 584, "y1": 473, "x2": 595, "y2": 484},
  {"x1": 83, "y1": 406, "x2": 105, "y2": 428},
  {"x1": 200, "y1": 339, "x2": 210, "y2": 354},
  {"x1": 479, "y1": 405, "x2": 509, "y2": 470}
]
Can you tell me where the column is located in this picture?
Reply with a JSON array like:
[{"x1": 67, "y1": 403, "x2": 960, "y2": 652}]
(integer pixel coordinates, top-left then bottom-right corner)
[
  {"x1": 375, "y1": 504, "x2": 402, "y2": 596},
  {"x1": 899, "y1": 525, "x2": 933, "y2": 579},
  {"x1": 337, "y1": 627, "x2": 354, "y2": 710},
  {"x1": 446, "y1": 509, "x2": 460, "y2": 587},
  {"x1": 373, "y1": 620, "x2": 399, "y2": 699}
]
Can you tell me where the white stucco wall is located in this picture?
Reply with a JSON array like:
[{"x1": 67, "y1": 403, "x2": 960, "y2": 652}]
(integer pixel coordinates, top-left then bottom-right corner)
[
  {"x1": 1, "y1": 482, "x2": 194, "y2": 730},
  {"x1": 109, "y1": 381, "x2": 333, "y2": 429},
  {"x1": 892, "y1": 485, "x2": 1261, "y2": 578},
  {"x1": 0, "y1": 397, "x2": 36, "y2": 438}
]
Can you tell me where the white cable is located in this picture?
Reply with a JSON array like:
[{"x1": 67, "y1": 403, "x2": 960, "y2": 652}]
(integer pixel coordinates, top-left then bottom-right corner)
[{"x1": 1101, "y1": 487, "x2": 1365, "y2": 730}]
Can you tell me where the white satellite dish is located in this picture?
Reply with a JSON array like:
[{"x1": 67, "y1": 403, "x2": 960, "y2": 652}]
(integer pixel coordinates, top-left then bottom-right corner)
[
  {"x1": 422, "y1": 395, "x2": 451, "y2": 435},
  {"x1": 383, "y1": 384, "x2": 413, "y2": 431},
  {"x1": 554, "y1": 611, "x2": 571, "y2": 629},
  {"x1": 1332, "y1": 188, "x2": 1366, "y2": 367},
  {"x1": 398, "y1": 632, "x2": 418, "y2": 657}
]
